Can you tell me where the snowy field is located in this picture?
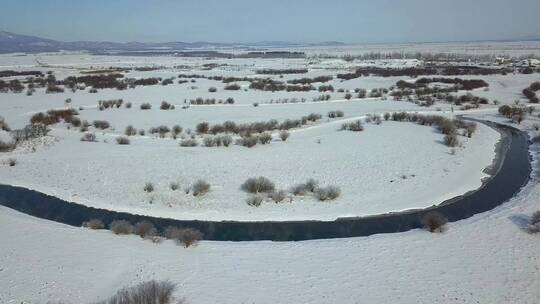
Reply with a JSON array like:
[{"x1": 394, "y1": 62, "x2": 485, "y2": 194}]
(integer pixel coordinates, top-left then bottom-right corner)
[
  {"x1": 1, "y1": 42, "x2": 540, "y2": 303},
  {"x1": 0, "y1": 51, "x2": 524, "y2": 221}
]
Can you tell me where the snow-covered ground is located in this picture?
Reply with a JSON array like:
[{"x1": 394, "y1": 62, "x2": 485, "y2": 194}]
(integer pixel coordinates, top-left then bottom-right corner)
[
  {"x1": 1, "y1": 173, "x2": 539, "y2": 303},
  {"x1": 1, "y1": 49, "x2": 538, "y2": 221},
  {"x1": 1, "y1": 43, "x2": 540, "y2": 303}
]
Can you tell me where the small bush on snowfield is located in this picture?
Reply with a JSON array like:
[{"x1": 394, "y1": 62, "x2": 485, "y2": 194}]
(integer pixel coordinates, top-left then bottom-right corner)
[
  {"x1": 192, "y1": 180, "x2": 210, "y2": 196},
  {"x1": 170, "y1": 181, "x2": 180, "y2": 191},
  {"x1": 328, "y1": 110, "x2": 345, "y2": 118},
  {"x1": 241, "y1": 176, "x2": 275, "y2": 193},
  {"x1": 196, "y1": 121, "x2": 209, "y2": 134},
  {"x1": 160, "y1": 100, "x2": 174, "y2": 110},
  {"x1": 344, "y1": 93, "x2": 352, "y2": 100},
  {"x1": 110, "y1": 220, "x2": 133, "y2": 235},
  {"x1": 125, "y1": 125, "x2": 137, "y2": 136},
  {"x1": 80, "y1": 132, "x2": 96, "y2": 142},
  {"x1": 340, "y1": 120, "x2": 363, "y2": 131},
  {"x1": 116, "y1": 136, "x2": 130, "y2": 145},
  {"x1": 125, "y1": 101, "x2": 132, "y2": 108},
  {"x1": 224, "y1": 83, "x2": 241, "y2": 90},
  {"x1": 421, "y1": 211, "x2": 448, "y2": 233},
  {"x1": 203, "y1": 136, "x2": 216, "y2": 147},
  {"x1": 144, "y1": 182, "x2": 154, "y2": 192},
  {"x1": 444, "y1": 134, "x2": 459, "y2": 147},
  {"x1": 292, "y1": 179, "x2": 319, "y2": 195},
  {"x1": 528, "y1": 211, "x2": 540, "y2": 233},
  {"x1": 164, "y1": 226, "x2": 203, "y2": 247},
  {"x1": 314, "y1": 185, "x2": 340, "y2": 201},
  {"x1": 6, "y1": 158, "x2": 16, "y2": 166},
  {"x1": 236, "y1": 135, "x2": 258, "y2": 148},
  {"x1": 306, "y1": 113, "x2": 322, "y2": 122},
  {"x1": 98, "y1": 280, "x2": 181, "y2": 304},
  {"x1": 180, "y1": 138, "x2": 198, "y2": 147},
  {"x1": 219, "y1": 135, "x2": 233, "y2": 147},
  {"x1": 93, "y1": 120, "x2": 110, "y2": 129},
  {"x1": 82, "y1": 219, "x2": 104, "y2": 229},
  {"x1": 134, "y1": 221, "x2": 157, "y2": 238},
  {"x1": 246, "y1": 194, "x2": 265, "y2": 207},
  {"x1": 140, "y1": 103, "x2": 152, "y2": 110},
  {"x1": 138, "y1": 129, "x2": 145, "y2": 136},
  {"x1": 279, "y1": 130, "x2": 290, "y2": 141},
  {"x1": 172, "y1": 125, "x2": 183, "y2": 137},
  {"x1": 208, "y1": 86, "x2": 217, "y2": 92},
  {"x1": 258, "y1": 132, "x2": 272, "y2": 144},
  {"x1": 270, "y1": 190, "x2": 287, "y2": 203}
]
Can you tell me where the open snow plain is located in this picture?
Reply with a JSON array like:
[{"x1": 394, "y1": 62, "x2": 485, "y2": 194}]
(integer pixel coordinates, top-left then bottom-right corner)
[{"x1": 1, "y1": 44, "x2": 539, "y2": 303}]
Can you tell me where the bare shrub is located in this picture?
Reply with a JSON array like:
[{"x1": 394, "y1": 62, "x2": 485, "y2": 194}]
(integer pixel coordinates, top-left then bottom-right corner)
[
  {"x1": 192, "y1": 180, "x2": 210, "y2": 196},
  {"x1": 116, "y1": 136, "x2": 130, "y2": 145},
  {"x1": 219, "y1": 135, "x2": 233, "y2": 147},
  {"x1": 314, "y1": 186, "x2": 341, "y2": 201},
  {"x1": 134, "y1": 221, "x2": 157, "y2": 238},
  {"x1": 160, "y1": 101, "x2": 174, "y2": 110},
  {"x1": 125, "y1": 125, "x2": 137, "y2": 136},
  {"x1": 99, "y1": 280, "x2": 178, "y2": 304},
  {"x1": 80, "y1": 132, "x2": 96, "y2": 142},
  {"x1": 7, "y1": 158, "x2": 16, "y2": 167},
  {"x1": 421, "y1": 211, "x2": 448, "y2": 233},
  {"x1": 165, "y1": 226, "x2": 203, "y2": 247},
  {"x1": 444, "y1": 134, "x2": 459, "y2": 147},
  {"x1": 82, "y1": 219, "x2": 104, "y2": 229},
  {"x1": 144, "y1": 182, "x2": 154, "y2": 192},
  {"x1": 269, "y1": 190, "x2": 287, "y2": 203},
  {"x1": 93, "y1": 120, "x2": 110, "y2": 130},
  {"x1": 140, "y1": 103, "x2": 152, "y2": 110},
  {"x1": 208, "y1": 86, "x2": 217, "y2": 92},
  {"x1": 125, "y1": 101, "x2": 132, "y2": 108},
  {"x1": 529, "y1": 211, "x2": 540, "y2": 233},
  {"x1": 180, "y1": 139, "x2": 198, "y2": 147},
  {"x1": 203, "y1": 136, "x2": 216, "y2": 147},
  {"x1": 241, "y1": 176, "x2": 275, "y2": 193},
  {"x1": 0, "y1": 138, "x2": 15, "y2": 152},
  {"x1": 110, "y1": 220, "x2": 133, "y2": 235},
  {"x1": 327, "y1": 110, "x2": 345, "y2": 118},
  {"x1": 236, "y1": 135, "x2": 258, "y2": 148},
  {"x1": 172, "y1": 125, "x2": 182, "y2": 138},
  {"x1": 246, "y1": 194, "x2": 265, "y2": 207},
  {"x1": 258, "y1": 132, "x2": 272, "y2": 144},
  {"x1": 170, "y1": 182, "x2": 180, "y2": 191},
  {"x1": 340, "y1": 120, "x2": 363, "y2": 131},
  {"x1": 196, "y1": 122, "x2": 209, "y2": 134},
  {"x1": 138, "y1": 129, "x2": 146, "y2": 136},
  {"x1": 279, "y1": 130, "x2": 290, "y2": 141},
  {"x1": 292, "y1": 179, "x2": 318, "y2": 195}
]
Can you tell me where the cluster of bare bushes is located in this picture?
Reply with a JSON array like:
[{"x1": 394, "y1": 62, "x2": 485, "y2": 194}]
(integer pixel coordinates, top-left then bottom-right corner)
[
  {"x1": 242, "y1": 177, "x2": 340, "y2": 206},
  {"x1": 337, "y1": 65, "x2": 512, "y2": 81},
  {"x1": 498, "y1": 105, "x2": 535, "y2": 124},
  {"x1": 95, "y1": 280, "x2": 184, "y2": 304},
  {"x1": 7, "y1": 123, "x2": 49, "y2": 150},
  {"x1": 256, "y1": 68, "x2": 308, "y2": 74},
  {"x1": 195, "y1": 113, "x2": 322, "y2": 140},
  {"x1": 143, "y1": 180, "x2": 211, "y2": 197},
  {"x1": 384, "y1": 112, "x2": 478, "y2": 147},
  {"x1": 98, "y1": 99, "x2": 124, "y2": 110},
  {"x1": 421, "y1": 211, "x2": 448, "y2": 233},
  {"x1": 523, "y1": 82, "x2": 540, "y2": 103},
  {"x1": 84, "y1": 218, "x2": 202, "y2": 248},
  {"x1": 287, "y1": 75, "x2": 333, "y2": 84},
  {"x1": 340, "y1": 120, "x2": 364, "y2": 132},
  {"x1": 190, "y1": 97, "x2": 235, "y2": 105},
  {"x1": 30, "y1": 108, "x2": 80, "y2": 127}
]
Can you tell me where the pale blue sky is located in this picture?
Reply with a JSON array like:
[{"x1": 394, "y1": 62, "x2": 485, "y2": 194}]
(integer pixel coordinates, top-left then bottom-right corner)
[{"x1": 1, "y1": 0, "x2": 539, "y2": 44}]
